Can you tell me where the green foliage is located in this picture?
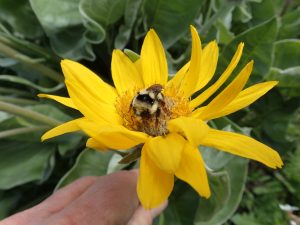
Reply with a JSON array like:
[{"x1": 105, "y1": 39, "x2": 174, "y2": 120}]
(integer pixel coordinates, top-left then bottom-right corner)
[{"x1": 0, "y1": 0, "x2": 299, "y2": 224}]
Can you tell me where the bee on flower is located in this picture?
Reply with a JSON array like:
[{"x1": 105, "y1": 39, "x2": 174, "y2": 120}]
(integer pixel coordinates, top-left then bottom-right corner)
[{"x1": 39, "y1": 25, "x2": 283, "y2": 209}]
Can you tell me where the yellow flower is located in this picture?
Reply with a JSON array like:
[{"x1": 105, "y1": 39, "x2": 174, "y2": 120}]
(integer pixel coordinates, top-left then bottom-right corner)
[{"x1": 39, "y1": 26, "x2": 283, "y2": 209}]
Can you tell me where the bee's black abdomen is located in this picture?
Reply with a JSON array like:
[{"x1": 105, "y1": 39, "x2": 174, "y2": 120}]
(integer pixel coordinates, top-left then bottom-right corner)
[{"x1": 136, "y1": 94, "x2": 154, "y2": 105}]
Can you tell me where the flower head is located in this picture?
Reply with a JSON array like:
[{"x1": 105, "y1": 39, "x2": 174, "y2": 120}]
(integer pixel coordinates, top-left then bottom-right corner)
[{"x1": 39, "y1": 26, "x2": 283, "y2": 209}]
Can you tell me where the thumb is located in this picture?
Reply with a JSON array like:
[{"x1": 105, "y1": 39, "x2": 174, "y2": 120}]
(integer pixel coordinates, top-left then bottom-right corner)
[{"x1": 127, "y1": 201, "x2": 168, "y2": 225}]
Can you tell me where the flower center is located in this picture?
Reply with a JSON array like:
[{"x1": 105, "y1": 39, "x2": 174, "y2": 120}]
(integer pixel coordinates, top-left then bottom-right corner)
[{"x1": 116, "y1": 84, "x2": 191, "y2": 136}]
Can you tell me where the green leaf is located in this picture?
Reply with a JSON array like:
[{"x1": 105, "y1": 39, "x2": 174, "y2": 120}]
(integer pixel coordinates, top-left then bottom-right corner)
[
  {"x1": 267, "y1": 67, "x2": 300, "y2": 97},
  {"x1": 115, "y1": 0, "x2": 143, "y2": 49},
  {"x1": 268, "y1": 40, "x2": 300, "y2": 97},
  {"x1": 219, "y1": 18, "x2": 278, "y2": 82},
  {"x1": 162, "y1": 181, "x2": 200, "y2": 225},
  {"x1": 142, "y1": 0, "x2": 205, "y2": 48},
  {"x1": 250, "y1": 0, "x2": 275, "y2": 26},
  {"x1": 162, "y1": 157, "x2": 248, "y2": 225},
  {"x1": 273, "y1": 39, "x2": 300, "y2": 69},
  {"x1": 0, "y1": 0, "x2": 43, "y2": 39},
  {"x1": 55, "y1": 149, "x2": 113, "y2": 189},
  {"x1": 278, "y1": 7, "x2": 300, "y2": 39},
  {"x1": 29, "y1": 0, "x2": 95, "y2": 60},
  {"x1": 0, "y1": 140, "x2": 55, "y2": 190},
  {"x1": 79, "y1": 0, "x2": 126, "y2": 44},
  {"x1": 261, "y1": 110, "x2": 293, "y2": 143},
  {"x1": 194, "y1": 158, "x2": 248, "y2": 225},
  {"x1": 231, "y1": 213, "x2": 264, "y2": 225}
]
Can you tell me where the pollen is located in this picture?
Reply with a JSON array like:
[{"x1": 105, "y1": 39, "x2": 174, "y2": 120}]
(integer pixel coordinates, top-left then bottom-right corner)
[{"x1": 115, "y1": 85, "x2": 191, "y2": 136}]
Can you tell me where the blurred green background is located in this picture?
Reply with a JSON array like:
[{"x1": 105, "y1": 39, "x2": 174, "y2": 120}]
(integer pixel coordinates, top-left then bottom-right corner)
[{"x1": 0, "y1": 0, "x2": 299, "y2": 224}]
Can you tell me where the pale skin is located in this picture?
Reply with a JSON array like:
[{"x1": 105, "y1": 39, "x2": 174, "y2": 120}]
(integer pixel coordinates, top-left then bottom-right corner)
[{"x1": 0, "y1": 170, "x2": 167, "y2": 225}]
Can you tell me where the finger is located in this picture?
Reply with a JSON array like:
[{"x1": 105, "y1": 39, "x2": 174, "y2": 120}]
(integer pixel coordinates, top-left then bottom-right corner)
[
  {"x1": 50, "y1": 170, "x2": 139, "y2": 225},
  {"x1": 127, "y1": 201, "x2": 168, "y2": 225},
  {"x1": 0, "y1": 176, "x2": 98, "y2": 225},
  {"x1": 38, "y1": 176, "x2": 98, "y2": 213}
]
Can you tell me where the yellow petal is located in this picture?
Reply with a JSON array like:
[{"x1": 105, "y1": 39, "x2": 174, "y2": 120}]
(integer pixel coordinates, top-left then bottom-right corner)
[
  {"x1": 134, "y1": 59, "x2": 143, "y2": 78},
  {"x1": 200, "y1": 129, "x2": 283, "y2": 169},
  {"x1": 112, "y1": 49, "x2": 144, "y2": 94},
  {"x1": 175, "y1": 143, "x2": 210, "y2": 198},
  {"x1": 179, "y1": 26, "x2": 202, "y2": 97},
  {"x1": 86, "y1": 138, "x2": 108, "y2": 151},
  {"x1": 202, "y1": 81, "x2": 278, "y2": 119},
  {"x1": 66, "y1": 80, "x2": 120, "y2": 124},
  {"x1": 61, "y1": 59, "x2": 117, "y2": 105},
  {"x1": 138, "y1": 144, "x2": 174, "y2": 209},
  {"x1": 193, "y1": 60, "x2": 254, "y2": 121},
  {"x1": 76, "y1": 120, "x2": 148, "y2": 150},
  {"x1": 141, "y1": 29, "x2": 168, "y2": 86},
  {"x1": 196, "y1": 41, "x2": 219, "y2": 91},
  {"x1": 147, "y1": 133, "x2": 185, "y2": 173},
  {"x1": 190, "y1": 42, "x2": 244, "y2": 109},
  {"x1": 166, "y1": 61, "x2": 190, "y2": 90},
  {"x1": 41, "y1": 118, "x2": 84, "y2": 141},
  {"x1": 38, "y1": 94, "x2": 77, "y2": 110},
  {"x1": 168, "y1": 117, "x2": 209, "y2": 147}
]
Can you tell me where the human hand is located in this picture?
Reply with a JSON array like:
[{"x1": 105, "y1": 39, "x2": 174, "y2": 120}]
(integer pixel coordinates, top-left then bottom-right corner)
[{"x1": 0, "y1": 170, "x2": 167, "y2": 225}]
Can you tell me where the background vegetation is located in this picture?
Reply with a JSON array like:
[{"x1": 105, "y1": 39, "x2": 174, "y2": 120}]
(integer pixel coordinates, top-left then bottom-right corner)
[{"x1": 0, "y1": 0, "x2": 299, "y2": 224}]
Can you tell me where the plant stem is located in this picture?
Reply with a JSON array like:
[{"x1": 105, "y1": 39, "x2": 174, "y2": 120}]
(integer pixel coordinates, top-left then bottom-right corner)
[
  {"x1": 0, "y1": 96, "x2": 38, "y2": 105},
  {"x1": 0, "y1": 126, "x2": 49, "y2": 139},
  {"x1": 0, "y1": 41, "x2": 63, "y2": 82},
  {"x1": 0, "y1": 87, "x2": 31, "y2": 96},
  {"x1": 0, "y1": 100, "x2": 60, "y2": 127}
]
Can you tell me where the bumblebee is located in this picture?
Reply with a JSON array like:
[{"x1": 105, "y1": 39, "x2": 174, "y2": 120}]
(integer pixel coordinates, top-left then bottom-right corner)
[
  {"x1": 131, "y1": 84, "x2": 165, "y2": 117},
  {"x1": 130, "y1": 84, "x2": 170, "y2": 136}
]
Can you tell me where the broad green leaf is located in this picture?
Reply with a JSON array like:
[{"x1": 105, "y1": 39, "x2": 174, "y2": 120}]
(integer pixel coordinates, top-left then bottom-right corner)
[
  {"x1": 194, "y1": 158, "x2": 248, "y2": 225},
  {"x1": 231, "y1": 214, "x2": 264, "y2": 225},
  {"x1": 55, "y1": 149, "x2": 113, "y2": 189},
  {"x1": 287, "y1": 108, "x2": 300, "y2": 142},
  {"x1": 79, "y1": 0, "x2": 126, "y2": 44},
  {"x1": 115, "y1": 0, "x2": 142, "y2": 49},
  {"x1": 268, "y1": 40, "x2": 300, "y2": 97},
  {"x1": 250, "y1": 0, "x2": 275, "y2": 25},
  {"x1": 0, "y1": 140, "x2": 55, "y2": 190},
  {"x1": 219, "y1": 18, "x2": 277, "y2": 82},
  {"x1": 50, "y1": 27, "x2": 95, "y2": 60},
  {"x1": 143, "y1": 0, "x2": 205, "y2": 48},
  {"x1": 162, "y1": 181, "x2": 201, "y2": 225},
  {"x1": 273, "y1": 39, "x2": 300, "y2": 69},
  {"x1": 0, "y1": 0, "x2": 43, "y2": 39},
  {"x1": 29, "y1": 0, "x2": 82, "y2": 32},
  {"x1": 262, "y1": 110, "x2": 292, "y2": 144},
  {"x1": 278, "y1": 7, "x2": 300, "y2": 39},
  {"x1": 162, "y1": 157, "x2": 248, "y2": 225},
  {"x1": 267, "y1": 67, "x2": 300, "y2": 97},
  {"x1": 29, "y1": 0, "x2": 95, "y2": 60}
]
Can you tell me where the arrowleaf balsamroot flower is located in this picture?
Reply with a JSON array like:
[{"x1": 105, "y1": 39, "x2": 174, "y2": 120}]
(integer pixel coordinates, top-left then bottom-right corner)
[{"x1": 39, "y1": 26, "x2": 283, "y2": 209}]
